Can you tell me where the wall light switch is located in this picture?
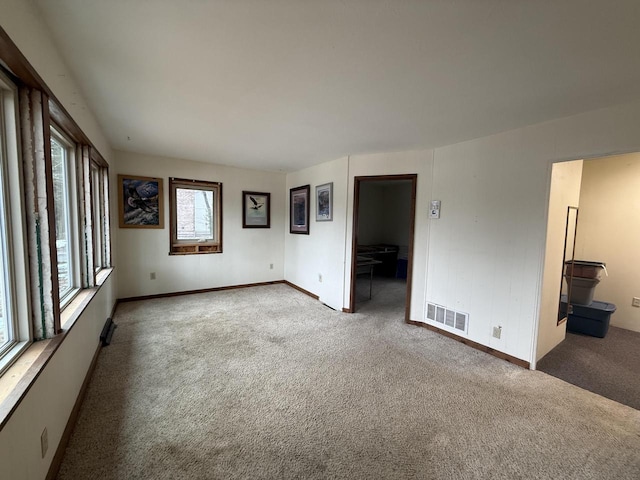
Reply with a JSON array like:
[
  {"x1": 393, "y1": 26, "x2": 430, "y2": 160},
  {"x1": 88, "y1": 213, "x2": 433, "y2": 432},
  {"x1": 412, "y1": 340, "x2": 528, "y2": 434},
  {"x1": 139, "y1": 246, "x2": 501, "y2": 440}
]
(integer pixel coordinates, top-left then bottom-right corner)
[
  {"x1": 632, "y1": 297, "x2": 640, "y2": 308},
  {"x1": 429, "y1": 200, "x2": 441, "y2": 219}
]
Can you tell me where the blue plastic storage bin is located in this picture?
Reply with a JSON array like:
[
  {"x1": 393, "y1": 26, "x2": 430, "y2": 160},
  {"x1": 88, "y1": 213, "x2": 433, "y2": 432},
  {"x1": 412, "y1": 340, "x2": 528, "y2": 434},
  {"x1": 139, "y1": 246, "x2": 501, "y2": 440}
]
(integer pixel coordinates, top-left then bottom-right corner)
[
  {"x1": 560, "y1": 295, "x2": 616, "y2": 338},
  {"x1": 396, "y1": 258, "x2": 408, "y2": 279}
]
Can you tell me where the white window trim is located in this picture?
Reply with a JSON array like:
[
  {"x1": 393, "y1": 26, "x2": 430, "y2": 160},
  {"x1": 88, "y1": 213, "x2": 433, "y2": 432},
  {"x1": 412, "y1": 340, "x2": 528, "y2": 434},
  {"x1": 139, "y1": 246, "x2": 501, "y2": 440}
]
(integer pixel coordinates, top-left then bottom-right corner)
[
  {"x1": 91, "y1": 163, "x2": 103, "y2": 272},
  {"x1": 50, "y1": 126, "x2": 81, "y2": 309},
  {"x1": 0, "y1": 70, "x2": 31, "y2": 375},
  {"x1": 90, "y1": 162, "x2": 110, "y2": 273}
]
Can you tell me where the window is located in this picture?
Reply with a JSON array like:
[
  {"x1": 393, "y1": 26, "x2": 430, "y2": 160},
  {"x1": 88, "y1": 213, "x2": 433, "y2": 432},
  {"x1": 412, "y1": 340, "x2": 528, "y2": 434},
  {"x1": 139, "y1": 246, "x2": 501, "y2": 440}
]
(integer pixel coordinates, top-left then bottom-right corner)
[
  {"x1": 0, "y1": 70, "x2": 31, "y2": 372},
  {"x1": 0, "y1": 30, "x2": 114, "y2": 383},
  {"x1": 91, "y1": 162, "x2": 109, "y2": 272},
  {"x1": 169, "y1": 178, "x2": 222, "y2": 254},
  {"x1": 0, "y1": 108, "x2": 11, "y2": 354},
  {"x1": 50, "y1": 127, "x2": 79, "y2": 304}
]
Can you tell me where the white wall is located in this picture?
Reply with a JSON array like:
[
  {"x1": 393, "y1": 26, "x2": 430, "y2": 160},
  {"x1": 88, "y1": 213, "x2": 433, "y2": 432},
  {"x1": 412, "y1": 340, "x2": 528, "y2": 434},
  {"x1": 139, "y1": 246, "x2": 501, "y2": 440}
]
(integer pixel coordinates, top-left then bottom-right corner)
[
  {"x1": 115, "y1": 151, "x2": 286, "y2": 298},
  {"x1": 357, "y1": 183, "x2": 386, "y2": 245},
  {"x1": 575, "y1": 153, "x2": 640, "y2": 332},
  {"x1": 282, "y1": 100, "x2": 640, "y2": 366},
  {"x1": 284, "y1": 152, "x2": 431, "y2": 315},
  {"x1": 345, "y1": 151, "x2": 434, "y2": 319},
  {"x1": 426, "y1": 138, "x2": 550, "y2": 360},
  {"x1": 379, "y1": 182, "x2": 413, "y2": 249},
  {"x1": 536, "y1": 160, "x2": 583, "y2": 361},
  {"x1": 0, "y1": 0, "x2": 111, "y2": 161},
  {"x1": 423, "y1": 100, "x2": 640, "y2": 366},
  {"x1": 357, "y1": 182, "x2": 412, "y2": 250},
  {"x1": 284, "y1": 156, "x2": 349, "y2": 310}
]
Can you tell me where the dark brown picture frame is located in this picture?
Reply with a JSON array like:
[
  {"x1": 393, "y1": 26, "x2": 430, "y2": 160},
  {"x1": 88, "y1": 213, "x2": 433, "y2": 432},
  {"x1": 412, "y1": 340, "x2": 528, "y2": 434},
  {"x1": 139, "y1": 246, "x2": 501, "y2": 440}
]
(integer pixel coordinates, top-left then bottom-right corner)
[
  {"x1": 118, "y1": 174, "x2": 164, "y2": 228},
  {"x1": 289, "y1": 184, "x2": 310, "y2": 234},
  {"x1": 242, "y1": 191, "x2": 271, "y2": 228}
]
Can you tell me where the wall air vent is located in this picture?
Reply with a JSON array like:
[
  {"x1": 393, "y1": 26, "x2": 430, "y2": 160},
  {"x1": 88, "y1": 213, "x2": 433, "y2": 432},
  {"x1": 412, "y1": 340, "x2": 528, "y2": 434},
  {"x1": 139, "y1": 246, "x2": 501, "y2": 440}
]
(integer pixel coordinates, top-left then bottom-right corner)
[
  {"x1": 426, "y1": 302, "x2": 469, "y2": 334},
  {"x1": 427, "y1": 303, "x2": 436, "y2": 321},
  {"x1": 455, "y1": 312, "x2": 468, "y2": 331},
  {"x1": 445, "y1": 309, "x2": 455, "y2": 327}
]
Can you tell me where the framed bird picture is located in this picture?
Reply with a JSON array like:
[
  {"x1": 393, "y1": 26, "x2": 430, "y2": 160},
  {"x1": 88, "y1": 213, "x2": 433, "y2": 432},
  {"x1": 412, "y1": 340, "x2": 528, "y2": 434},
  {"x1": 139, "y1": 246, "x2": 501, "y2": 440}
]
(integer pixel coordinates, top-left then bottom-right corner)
[
  {"x1": 242, "y1": 191, "x2": 271, "y2": 228},
  {"x1": 118, "y1": 174, "x2": 164, "y2": 228}
]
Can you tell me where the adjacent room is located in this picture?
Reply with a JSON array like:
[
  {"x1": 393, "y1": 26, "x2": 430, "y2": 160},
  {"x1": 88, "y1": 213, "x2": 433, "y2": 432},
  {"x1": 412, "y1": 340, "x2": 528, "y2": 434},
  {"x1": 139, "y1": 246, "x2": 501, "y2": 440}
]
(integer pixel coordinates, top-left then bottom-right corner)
[
  {"x1": 353, "y1": 178, "x2": 414, "y2": 315},
  {"x1": 537, "y1": 153, "x2": 640, "y2": 410},
  {"x1": 1, "y1": 1, "x2": 639, "y2": 479}
]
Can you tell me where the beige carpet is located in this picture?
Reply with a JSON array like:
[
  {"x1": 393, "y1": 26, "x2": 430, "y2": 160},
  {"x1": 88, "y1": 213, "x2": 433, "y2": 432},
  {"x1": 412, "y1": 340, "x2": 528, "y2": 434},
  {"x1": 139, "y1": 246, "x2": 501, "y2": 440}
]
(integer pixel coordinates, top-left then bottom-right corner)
[{"x1": 58, "y1": 284, "x2": 640, "y2": 479}]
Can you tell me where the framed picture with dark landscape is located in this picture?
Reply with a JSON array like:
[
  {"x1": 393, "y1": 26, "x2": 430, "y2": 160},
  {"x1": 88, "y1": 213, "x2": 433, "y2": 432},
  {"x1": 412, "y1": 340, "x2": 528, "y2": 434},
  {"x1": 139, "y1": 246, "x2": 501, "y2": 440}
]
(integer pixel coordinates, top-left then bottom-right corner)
[
  {"x1": 315, "y1": 182, "x2": 333, "y2": 221},
  {"x1": 243, "y1": 191, "x2": 271, "y2": 228},
  {"x1": 118, "y1": 174, "x2": 164, "y2": 228},
  {"x1": 289, "y1": 184, "x2": 310, "y2": 234}
]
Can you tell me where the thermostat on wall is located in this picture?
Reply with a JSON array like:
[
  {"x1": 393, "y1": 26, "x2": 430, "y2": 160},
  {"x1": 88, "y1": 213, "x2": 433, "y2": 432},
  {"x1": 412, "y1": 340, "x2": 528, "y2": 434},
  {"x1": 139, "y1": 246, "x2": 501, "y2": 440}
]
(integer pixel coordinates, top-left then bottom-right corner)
[{"x1": 429, "y1": 200, "x2": 441, "y2": 219}]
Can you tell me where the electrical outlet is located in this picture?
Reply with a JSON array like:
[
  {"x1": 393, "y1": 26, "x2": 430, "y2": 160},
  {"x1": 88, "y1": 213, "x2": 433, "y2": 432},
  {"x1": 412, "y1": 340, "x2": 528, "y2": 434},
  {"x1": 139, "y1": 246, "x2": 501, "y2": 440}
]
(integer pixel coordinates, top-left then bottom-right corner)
[
  {"x1": 41, "y1": 427, "x2": 48, "y2": 458},
  {"x1": 632, "y1": 297, "x2": 640, "y2": 308},
  {"x1": 318, "y1": 273, "x2": 323, "y2": 283},
  {"x1": 492, "y1": 326, "x2": 502, "y2": 339},
  {"x1": 269, "y1": 263, "x2": 273, "y2": 270},
  {"x1": 150, "y1": 272, "x2": 156, "y2": 280}
]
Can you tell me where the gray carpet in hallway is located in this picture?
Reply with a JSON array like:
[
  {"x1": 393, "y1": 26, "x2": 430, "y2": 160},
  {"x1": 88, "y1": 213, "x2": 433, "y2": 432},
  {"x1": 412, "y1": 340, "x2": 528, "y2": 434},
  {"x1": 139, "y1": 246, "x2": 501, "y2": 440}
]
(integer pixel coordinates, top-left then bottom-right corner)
[
  {"x1": 355, "y1": 276, "x2": 406, "y2": 314},
  {"x1": 58, "y1": 284, "x2": 640, "y2": 479},
  {"x1": 537, "y1": 326, "x2": 640, "y2": 410}
]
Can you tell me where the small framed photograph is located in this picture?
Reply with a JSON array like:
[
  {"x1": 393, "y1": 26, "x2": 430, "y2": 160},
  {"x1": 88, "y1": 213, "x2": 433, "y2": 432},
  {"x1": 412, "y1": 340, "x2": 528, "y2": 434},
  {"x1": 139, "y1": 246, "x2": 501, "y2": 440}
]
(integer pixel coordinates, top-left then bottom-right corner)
[
  {"x1": 118, "y1": 174, "x2": 164, "y2": 228},
  {"x1": 243, "y1": 191, "x2": 271, "y2": 228},
  {"x1": 290, "y1": 184, "x2": 310, "y2": 234},
  {"x1": 315, "y1": 182, "x2": 333, "y2": 221}
]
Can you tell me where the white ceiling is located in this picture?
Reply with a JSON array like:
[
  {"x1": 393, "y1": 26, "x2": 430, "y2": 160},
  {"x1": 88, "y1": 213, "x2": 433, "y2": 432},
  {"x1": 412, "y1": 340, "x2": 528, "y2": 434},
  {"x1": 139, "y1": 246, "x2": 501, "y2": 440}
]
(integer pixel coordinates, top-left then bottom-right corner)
[{"x1": 34, "y1": 0, "x2": 640, "y2": 172}]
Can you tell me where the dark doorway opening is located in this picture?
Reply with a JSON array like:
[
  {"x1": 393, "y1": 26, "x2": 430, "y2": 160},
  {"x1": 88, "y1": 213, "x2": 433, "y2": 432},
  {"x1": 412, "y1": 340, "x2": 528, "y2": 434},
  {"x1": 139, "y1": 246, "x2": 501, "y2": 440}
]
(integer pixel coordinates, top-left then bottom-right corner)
[{"x1": 349, "y1": 174, "x2": 417, "y2": 321}]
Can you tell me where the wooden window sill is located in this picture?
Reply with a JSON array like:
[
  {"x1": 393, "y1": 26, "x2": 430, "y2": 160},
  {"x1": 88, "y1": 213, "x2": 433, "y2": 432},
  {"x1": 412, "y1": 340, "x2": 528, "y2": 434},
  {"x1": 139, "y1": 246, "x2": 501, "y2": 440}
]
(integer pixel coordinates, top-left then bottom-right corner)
[
  {"x1": 0, "y1": 267, "x2": 113, "y2": 429},
  {"x1": 169, "y1": 244, "x2": 221, "y2": 255}
]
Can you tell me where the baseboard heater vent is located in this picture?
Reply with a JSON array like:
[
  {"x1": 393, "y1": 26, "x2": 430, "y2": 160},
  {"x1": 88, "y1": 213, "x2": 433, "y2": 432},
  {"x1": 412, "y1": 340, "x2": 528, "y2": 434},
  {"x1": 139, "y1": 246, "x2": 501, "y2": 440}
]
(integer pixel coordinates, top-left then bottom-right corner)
[
  {"x1": 100, "y1": 317, "x2": 117, "y2": 346},
  {"x1": 426, "y1": 302, "x2": 468, "y2": 334}
]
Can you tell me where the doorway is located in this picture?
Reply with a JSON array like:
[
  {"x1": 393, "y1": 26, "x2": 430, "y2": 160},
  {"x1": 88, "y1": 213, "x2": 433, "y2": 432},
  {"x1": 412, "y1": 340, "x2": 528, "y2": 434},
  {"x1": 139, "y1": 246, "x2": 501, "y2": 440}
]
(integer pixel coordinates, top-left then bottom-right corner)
[
  {"x1": 349, "y1": 174, "x2": 417, "y2": 320},
  {"x1": 536, "y1": 153, "x2": 640, "y2": 410}
]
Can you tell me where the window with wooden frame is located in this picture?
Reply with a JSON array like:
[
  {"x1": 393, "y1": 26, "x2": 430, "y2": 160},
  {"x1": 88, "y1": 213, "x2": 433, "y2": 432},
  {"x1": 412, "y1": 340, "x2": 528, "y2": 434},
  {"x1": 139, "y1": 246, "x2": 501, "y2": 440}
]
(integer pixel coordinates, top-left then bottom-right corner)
[
  {"x1": 91, "y1": 161, "x2": 110, "y2": 272},
  {"x1": 0, "y1": 27, "x2": 114, "y2": 379},
  {"x1": 50, "y1": 125, "x2": 80, "y2": 306},
  {"x1": 169, "y1": 177, "x2": 222, "y2": 255}
]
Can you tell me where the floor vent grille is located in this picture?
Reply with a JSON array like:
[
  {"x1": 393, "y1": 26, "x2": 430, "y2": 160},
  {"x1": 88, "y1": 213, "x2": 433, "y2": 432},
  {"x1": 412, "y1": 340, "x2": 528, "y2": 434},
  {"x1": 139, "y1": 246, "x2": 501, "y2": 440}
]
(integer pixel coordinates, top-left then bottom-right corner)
[{"x1": 426, "y1": 302, "x2": 468, "y2": 333}]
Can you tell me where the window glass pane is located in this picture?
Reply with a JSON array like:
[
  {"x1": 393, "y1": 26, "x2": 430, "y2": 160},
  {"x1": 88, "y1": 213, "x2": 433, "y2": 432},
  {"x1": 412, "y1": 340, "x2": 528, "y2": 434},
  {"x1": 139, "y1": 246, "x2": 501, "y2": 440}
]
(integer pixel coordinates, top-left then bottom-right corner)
[
  {"x1": 0, "y1": 170, "x2": 9, "y2": 350},
  {"x1": 0, "y1": 250, "x2": 8, "y2": 349},
  {"x1": 0, "y1": 72, "x2": 32, "y2": 366},
  {"x1": 176, "y1": 188, "x2": 214, "y2": 240},
  {"x1": 0, "y1": 109, "x2": 11, "y2": 350},
  {"x1": 51, "y1": 136, "x2": 73, "y2": 298},
  {"x1": 92, "y1": 166, "x2": 102, "y2": 270}
]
